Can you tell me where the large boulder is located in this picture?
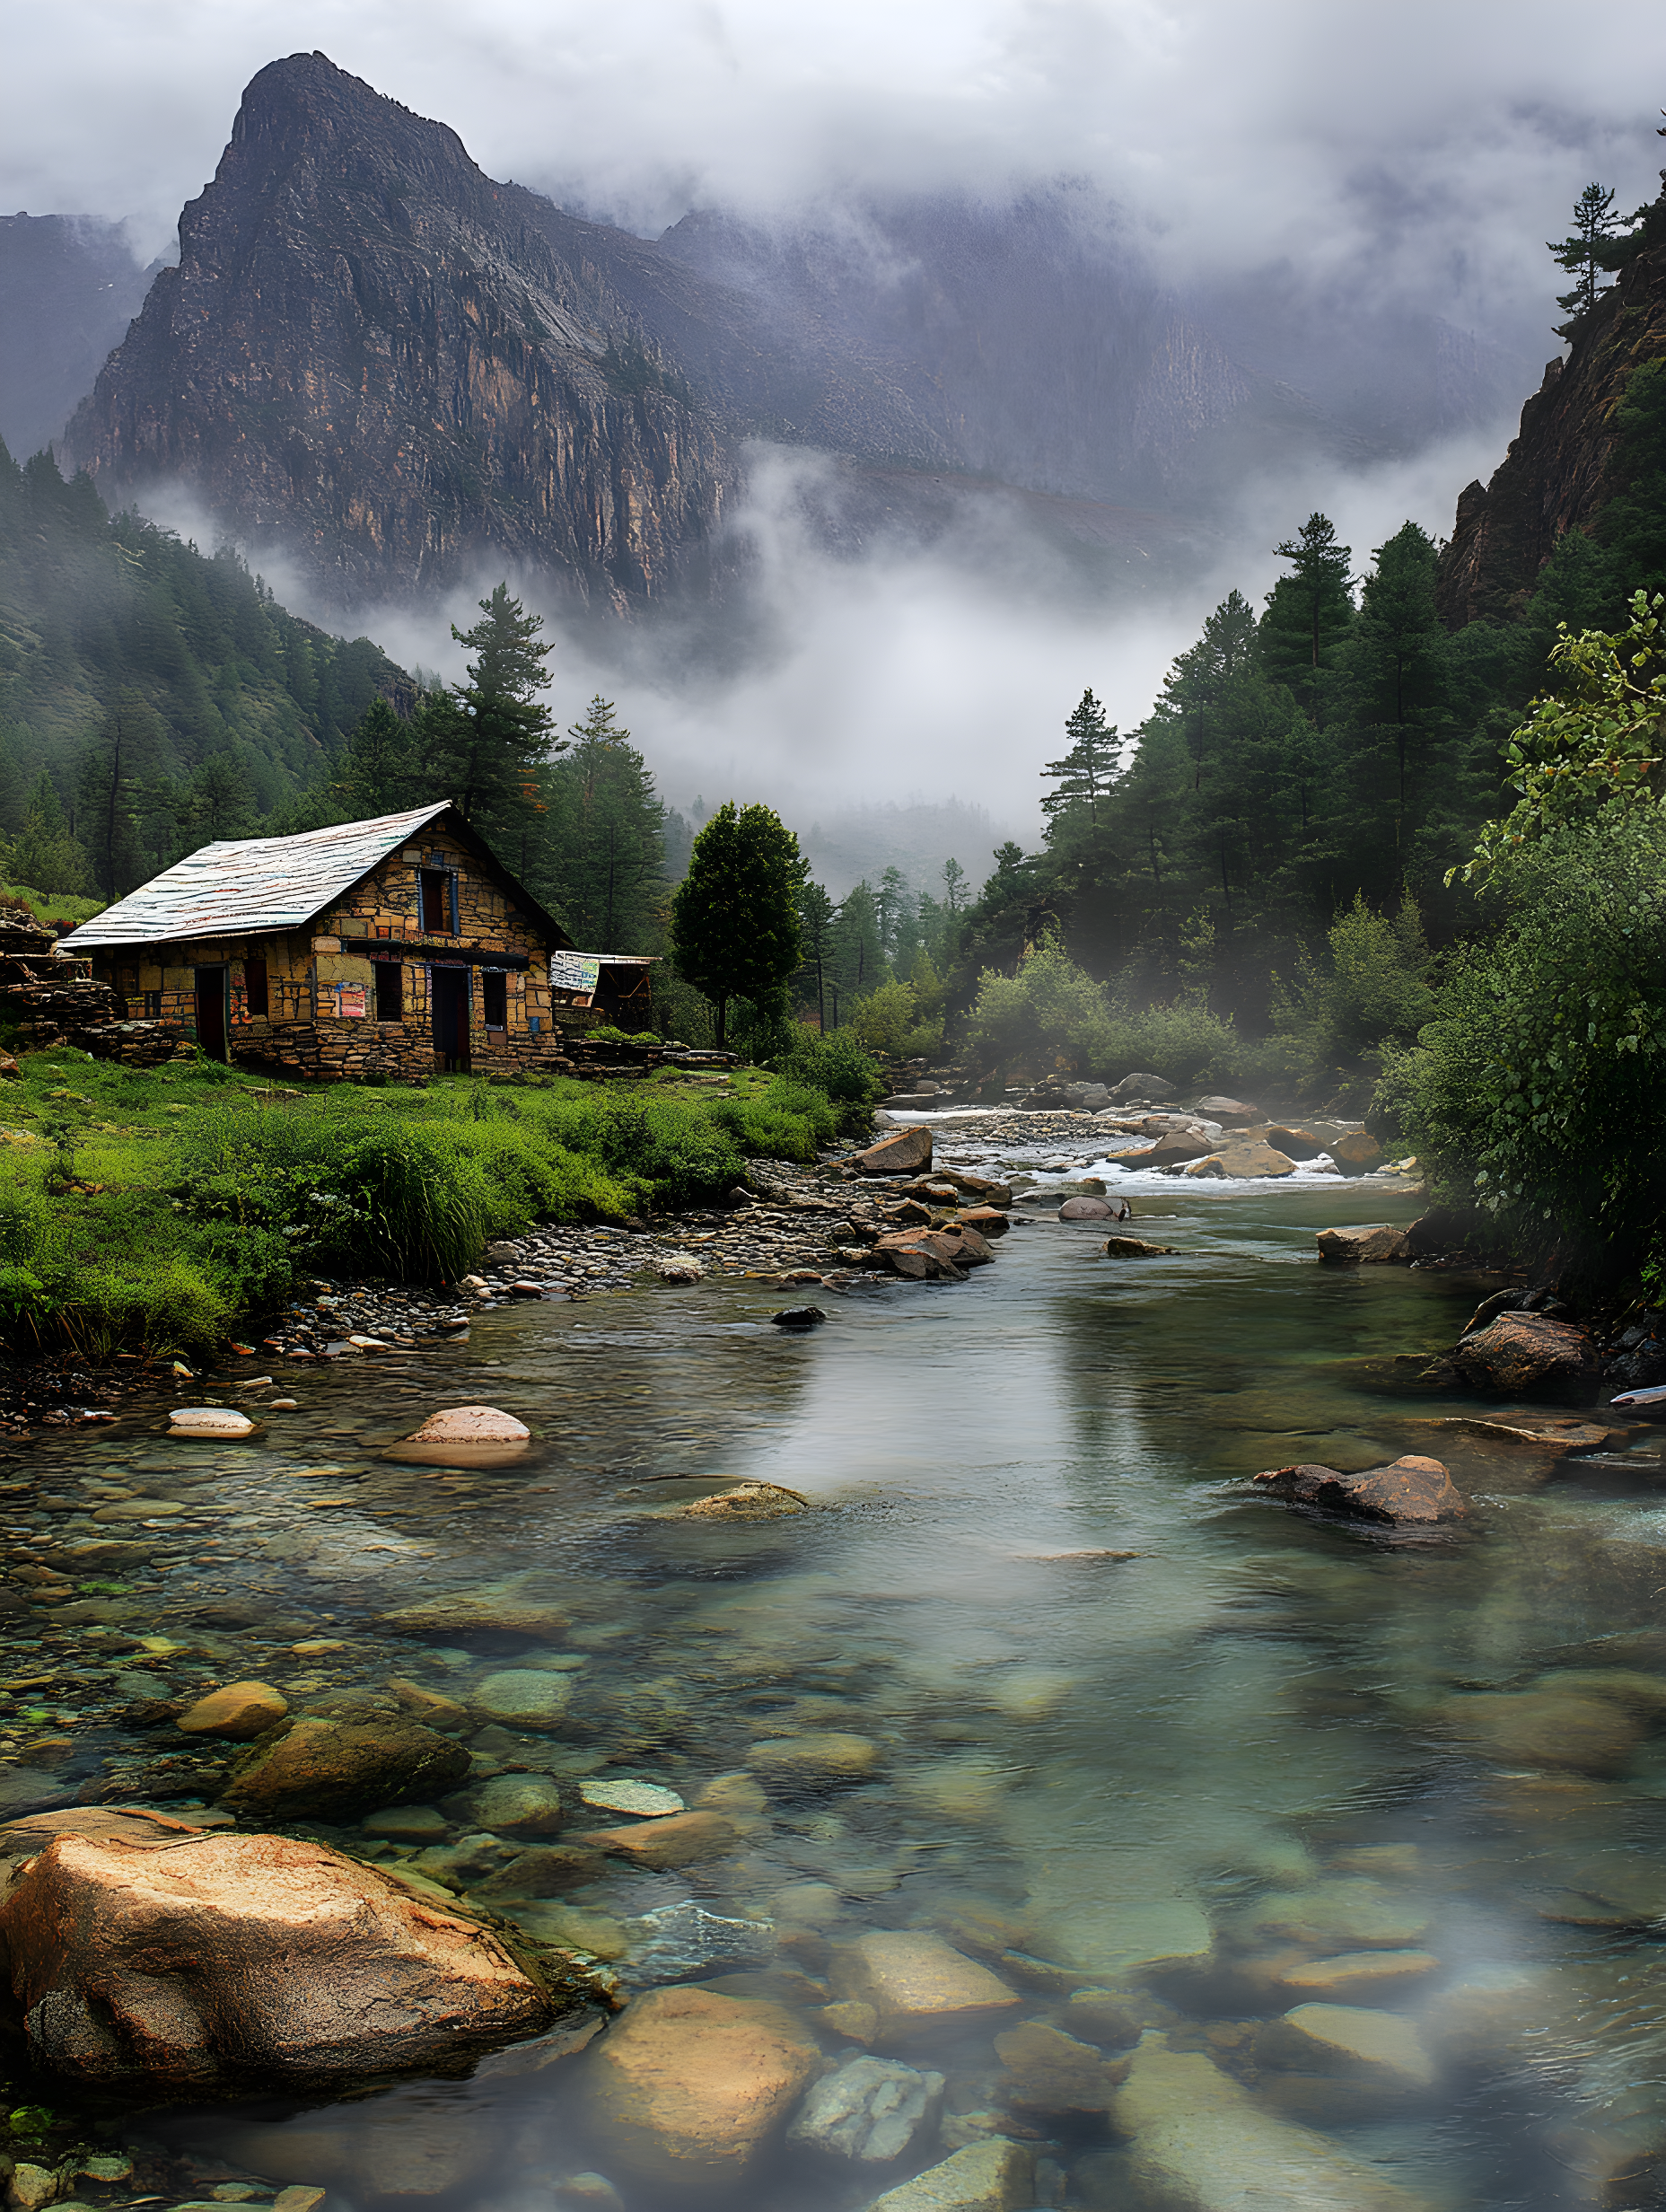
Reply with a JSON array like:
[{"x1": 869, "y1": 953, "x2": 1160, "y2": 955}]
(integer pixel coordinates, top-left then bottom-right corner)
[
  {"x1": 1145, "y1": 1134, "x2": 1214, "y2": 1168},
  {"x1": 849, "y1": 1127, "x2": 933, "y2": 1176},
  {"x1": 0, "y1": 1831, "x2": 562, "y2": 2086},
  {"x1": 1455, "y1": 1313, "x2": 1600, "y2": 1400},
  {"x1": 1329, "y1": 1130, "x2": 1384, "y2": 1174},
  {"x1": 1267, "y1": 1124, "x2": 1326, "y2": 1160},
  {"x1": 872, "y1": 1233, "x2": 968, "y2": 1281},
  {"x1": 221, "y1": 1716, "x2": 470, "y2": 1822},
  {"x1": 1057, "y1": 1195, "x2": 1120, "y2": 1221},
  {"x1": 1185, "y1": 1140, "x2": 1297, "y2": 1179},
  {"x1": 1252, "y1": 1455, "x2": 1468, "y2": 1525},
  {"x1": 1316, "y1": 1224, "x2": 1413, "y2": 1263},
  {"x1": 408, "y1": 1406, "x2": 530, "y2": 1444},
  {"x1": 1192, "y1": 1095, "x2": 1260, "y2": 1124},
  {"x1": 1109, "y1": 1073, "x2": 1174, "y2": 1101},
  {"x1": 583, "y1": 1985, "x2": 821, "y2": 2190}
]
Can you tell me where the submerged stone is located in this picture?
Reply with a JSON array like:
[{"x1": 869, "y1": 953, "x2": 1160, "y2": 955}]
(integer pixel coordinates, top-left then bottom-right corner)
[
  {"x1": 787, "y1": 2051, "x2": 944, "y2": 2163},
  {"x1": 222, "y1": 1716, "x2": 470, "y2": 1821},
  {"x1": 627, "y1": 1899, "x2": 776, "y2": 1984},
  {"x1": 829, "y1": 1931, "x2": 1022, "y2": 2050},
  {"x1": 1252, "y1": 1455, "x2": 1468, "y2": 1526},
  {"x1": 376, "y1": 1586, "x2": 570, "y2": 1642},
  {"x1": 176, "y1": 1681, "x2": 288, "y2": 1742},
  {"x1": 579, "y1": 1778, "x2": 685, "y2": 1816},
  {"x1": 1260, "y1": 2003, "x2": 1436, "y2": 2091},
  {"x1": 470, "y1": 1670, "x2": 573, "y2": 1730},
  {"x1": 583, "y1": 1985, "x2": 821, "y2": 2189},
  {"x1": 864, "y1": 2138, "x2": 1034, "y2": 2212}
]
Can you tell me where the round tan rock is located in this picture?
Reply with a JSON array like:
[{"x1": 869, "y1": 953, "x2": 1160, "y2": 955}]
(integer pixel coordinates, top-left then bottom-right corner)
[
  {"x1": 170, "y1": 1406, "x2": 256, "y2": 1437},
  {"x1": 469, "y1": 1670, "x2": 572, "y2": 1730},
  {"x1": 829, "y1": 1931, "x2": 1022, "y2": 2050},
  {"x1": 747, "y1": 1732, "x2": 881, "y2": 1780},
  {"x1": 408, "y1": 1406, "x2": 530, "y2": 1444},
  {"x1": 585, "y1": 1985, "x2": 821, "y2": 2188},
  {"x1": 176, "y1": 1682, "x2": 289, "y2": 1742}
]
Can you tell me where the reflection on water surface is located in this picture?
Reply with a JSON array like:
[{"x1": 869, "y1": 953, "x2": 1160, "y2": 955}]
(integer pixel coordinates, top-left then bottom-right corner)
[{"x1": 7, "y1": 1169, "x2": 1666, "y2": 2210}]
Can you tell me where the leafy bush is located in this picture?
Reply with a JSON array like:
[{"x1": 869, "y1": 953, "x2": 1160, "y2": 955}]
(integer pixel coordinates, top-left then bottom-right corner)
[
  {"x1": 1268, "y1": 894, "x2": 1434, "y2": 1100},
  {"x1": 770, "y1": 1025, "x2": 887, "y2": 1119},
  {"x1": 847, "y1": 979, "x2": 920, "y2": 1056},
  {"x1": 965, "y1": 944, "x2": 1118, "y2": 1074},
  {"x1": 1384, "y1": 807, "x2": 1666, "y2": 1278}
]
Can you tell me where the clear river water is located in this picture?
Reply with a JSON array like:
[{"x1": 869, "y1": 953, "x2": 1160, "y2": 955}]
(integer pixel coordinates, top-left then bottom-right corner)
[{"x1": 6, "y1": 1142, "x2": 1666, "y2": 2212}]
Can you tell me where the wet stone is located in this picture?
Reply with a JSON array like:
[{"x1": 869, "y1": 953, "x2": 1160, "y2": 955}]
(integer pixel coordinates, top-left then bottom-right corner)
[
  {"x1": 787, "y1": 2050, "x2": 945, "y2": 2163},
  {"x1": 626, "y1": 1899, "x2": 776, "y2": 1984},
  {"x1": 469, "y1": 1669, "x2": 573, "y2": 1729}
]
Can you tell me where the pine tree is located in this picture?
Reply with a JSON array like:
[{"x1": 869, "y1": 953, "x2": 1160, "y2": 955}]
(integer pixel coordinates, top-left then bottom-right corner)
[
  {"x1": 1549, "y1": 182, "x2": 1622, "y2": 330},
  {"x1": 1342, "y1": 522, "x2": 1451, "y2": 849},
  {"x1": 335, "y1": 696, "x2": 419, "y2": 820},
  {"x1": 544, "y1": 697, "x2": 666, "y2": 949},
  {"x1": 77, "y1": 690, "x2": 164, "y2": 898},
  {"x1": 669, "y1": 803, "x2": 803, "y2": 1049},
  {"x1": 941, "y1": 856, "x2": 969, "y2": 915},
  {"x1": 427, "y1": 584, "x2": 562, "y2": 830},
  {"x1": 1259, "y1": 514, "x2": 1355, "y2": 712},
  {"x1": 794, "y1": 879, "x2": 837, "y2": 1031},
  {"x1": 1040, "y1": 689, "x2": 1121, "y2": 822},
  {"x1": 4, "y1": 773, "x2": 92, "y2": 896}
]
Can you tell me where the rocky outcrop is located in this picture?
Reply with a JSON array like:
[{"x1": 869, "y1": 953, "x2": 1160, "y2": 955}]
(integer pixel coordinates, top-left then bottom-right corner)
[
  {"x1": 1252, "y1": 1455, "x2": 1468, "y2": 1525},
  {"x1": 0, "y1": 1830, "x2": 562, "y2": 2085},
  {"x1": 1436, "y1": 238, "x2": 1666, "y2": 626},
  {"x1": 61, "y1": 54, "x2": 737, "y2": 611},
  {"x1": 1454, "y1": 1312, "x2": 1600, "y2": 1400}
]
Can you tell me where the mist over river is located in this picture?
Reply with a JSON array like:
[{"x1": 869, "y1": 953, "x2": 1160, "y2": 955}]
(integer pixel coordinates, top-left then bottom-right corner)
[{"x1": 5, "y1": 1145, "x2": 1666, "y2": 2211}]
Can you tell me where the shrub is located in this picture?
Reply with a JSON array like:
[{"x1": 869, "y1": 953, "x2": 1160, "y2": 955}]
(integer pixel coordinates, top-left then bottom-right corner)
[{"x1": 1384, "y1": 807, "x2": 1666, "y2": 1279}]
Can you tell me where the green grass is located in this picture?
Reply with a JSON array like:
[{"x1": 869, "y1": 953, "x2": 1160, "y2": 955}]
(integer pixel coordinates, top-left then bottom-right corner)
[{"x1": 0, "y1": 1049, "x2": 858, "y2": 1353}]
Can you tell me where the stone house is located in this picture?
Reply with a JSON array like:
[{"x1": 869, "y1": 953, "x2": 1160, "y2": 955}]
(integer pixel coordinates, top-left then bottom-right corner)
[{"x1": 64, "y1": 802, "x2": 582, "y2": 1081}]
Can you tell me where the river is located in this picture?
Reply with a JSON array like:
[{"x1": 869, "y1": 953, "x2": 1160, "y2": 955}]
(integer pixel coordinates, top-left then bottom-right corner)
[{"x1": 5, "y1": 1139, "x2": 1666, "y2": 2212}]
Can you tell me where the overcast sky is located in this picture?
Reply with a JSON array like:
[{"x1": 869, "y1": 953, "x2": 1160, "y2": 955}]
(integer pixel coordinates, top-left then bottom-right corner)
[
  {"x1": 7, "y1": 1, "x2": 1664, "y2": 847},
  {"x1": 6, "y1": 0, "x2": 1663, "y2": 322}
]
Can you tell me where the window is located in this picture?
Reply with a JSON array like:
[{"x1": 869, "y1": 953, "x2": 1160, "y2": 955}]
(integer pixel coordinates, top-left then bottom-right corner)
[
  {"x1": 420, "y1": 869, "x2": 453, "y2": 934},
  {"x1": 482, "y1": 970, "x2": 507, "y2": 1029},
  {"x1": 375, "y1": 961, "x2": 404, "y2": 1021},
  {"x1": 244, "y1": 955, "x2": 268, "y2": 1017}
]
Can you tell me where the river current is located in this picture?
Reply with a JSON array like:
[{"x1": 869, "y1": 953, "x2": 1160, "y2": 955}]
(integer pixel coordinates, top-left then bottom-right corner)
[{"x1": 6, "y1": 1142, "x2": 1666, "y2": 2212}]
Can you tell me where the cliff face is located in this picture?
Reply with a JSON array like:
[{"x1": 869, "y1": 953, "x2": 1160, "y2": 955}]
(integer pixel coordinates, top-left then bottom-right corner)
[
  {"x1": 61, "y1": 54, "x2": 741, "y2": 611},
  {"x1": 1436, "y1": 241, "x2": 1666, "y2": 628},
  {"x1": 0, "y1": 215, "x2": 156, "y2": 461}
]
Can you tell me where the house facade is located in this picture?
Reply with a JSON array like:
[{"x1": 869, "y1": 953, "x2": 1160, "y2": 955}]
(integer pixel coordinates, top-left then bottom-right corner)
[{"x1": 64, "y1": 802, "x2": 582, "y2": 1082}]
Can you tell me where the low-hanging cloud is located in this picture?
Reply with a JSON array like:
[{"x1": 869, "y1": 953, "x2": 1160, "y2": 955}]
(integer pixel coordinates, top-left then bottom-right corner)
[{"x1": 5, "y1": 0, "x2": 1664, "y2": 346}]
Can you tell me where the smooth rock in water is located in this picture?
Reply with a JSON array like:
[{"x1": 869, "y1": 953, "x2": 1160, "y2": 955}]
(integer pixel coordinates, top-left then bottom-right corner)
[
  {"x1": 1251, "y1": 1454, "x2": 1468, "y2": 1526},
  {"x1": 583, "y1": 1985, "x2": 821, "y2": 2189},
  {"x1": 994, "y1": 2017, "x2": 1130, "y2": 2111},
  {"x1": 170, "y1": 1406, "x2": 256, "y2": 1437},
  {"x1": 1145, "y1": 1133, "x2": 1213, "y2": 1168},
  {"x1": 386, "y1": 1678, "x2": 471, "y2": 1731},
  {"x1": 865, "y1": 2138, "x2": 1035, "y2": 2212},
  {"x1": 1245, "y1": 1883, "x2": 1433, "y2": 1951},
  {"x1": 788, "y1": 2051, "x2": 944, "y2": 2164},
  {"x1": 408, "y1": 1406, "x2": 530, "y2": 1444},
  {"x1": 222, "y1": 1716, "x2": 470, "y2": 1821},
  {"x1": 1192, "y1": 1095, "x2": 1260, "y2": 1124},
  {"x1": 652, "y1": 1254, "x2": 705, "y2": 1283},
  {"x1": 1432, "y1": 1689, "x2": 1641, "y2": 1775},
  {"x1": 1109, "y1": 1073, "x2": 1174, "y2": 1101},
  {"x1": 471, "y1": 1772, "x2": 566, "y2": 1835},
  {"x1": 674, "y1": 1482, "x2": 811, "y2": 1521},
  {"x1": 176, "y1": 1681, "x2": 288, "y2": 1742},
  {"x1": 1107, "y1": 2038, "x2": 1428, "y2": 2210},
  {"x1": 829, "y1": 1931, "x2": 1022, "y2": 2050},
  {"x1": 1259, "y1": 2003, "x2": 1435, "y2": 2091},
  {"x1": 770, "y1": 1305, "x2": 826, "y2": 1329},
  {"x1": 470, "y1": 1670, "x2": 572, "y2": 1730},
  {"x1": 1057, "y1": 1194, "x2": 1117, "y2": 1220},
  {"x1": 1455, "y1": 1313, "x2": 1600, "y2": 1400},
  {"x1": 1330, "y1": 1129, "x2": 1384, "y2": 1174},
  {"x1": 934, "y1": 1224, "x2": 996, "y2": 1266},
  {"x1": 1276, "y1": 1951, "x2": 1440, "y2": 1998},
  {"x1": 1102, "y1": 1235, "x2": 1177, "y2": 1258},
  {"x1": 0, "y1": 1833, "x2": 557, "y2": 2085},
  {"x1": 1194, "y1": 1139, "x2": 1297, "y2": 1179},
  {"x1": 575, "y1": 1809, "x2": 738, "y2": 1868},
  {"x1": 1316, "y1": 1224, "x2": 1413, "y2": 1263},
  {"x1": 748, "y1": 1731, "x2": 881, "y2": 1781},
  {"x1": 376, "y1": 1586, "x2": 569, "y2": 1642},
  {"x1": 1062, "y1": 1988, "x2": 1144, "y2": 2047},
  {"x1": 1267, "y1": 1124, "x2": 1326, "y2": 1160},
  {"x1": 628, "y1": 1899, "x2": 776, "y2": 1985},
  {"x1": 580, "y1": 1778, "x2": 685, "y2": 1816},
  {"x1": 849, "y1": 1126, "x2": 933, "y2": 1176},
  {"x1": 361, "y1": 1804, "x2": 449, "y2": 1842}
]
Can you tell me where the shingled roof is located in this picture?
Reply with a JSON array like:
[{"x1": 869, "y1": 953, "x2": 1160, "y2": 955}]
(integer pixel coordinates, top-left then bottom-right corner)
[{"x1": 62, "y1": 802, "x2": 570, "y2": 952}]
